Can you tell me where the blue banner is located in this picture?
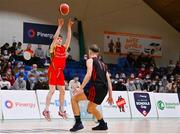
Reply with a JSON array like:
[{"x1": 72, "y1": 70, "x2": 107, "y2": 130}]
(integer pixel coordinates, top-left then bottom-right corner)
[{"x1": 23, "y1": 22, "x2": 57, "y2": 45}]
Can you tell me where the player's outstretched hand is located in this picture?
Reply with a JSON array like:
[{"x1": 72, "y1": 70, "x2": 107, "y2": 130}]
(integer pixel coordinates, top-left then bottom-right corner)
[
  {"x1": 68, "y1": 18, "x2": 74, "y2": 27},
  {"x1": 106, "y1": 97, "x2": 114, "y2": 105}
]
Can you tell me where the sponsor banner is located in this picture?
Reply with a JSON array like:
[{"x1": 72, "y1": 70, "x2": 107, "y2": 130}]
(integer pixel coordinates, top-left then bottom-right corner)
[
  {"x1": 128, "y1": 92, "x2": 158, "y2": 118},
  {"x1": 1, "y1": 90, "x2": 40, "y2": 119},
  {"x1": 104, "y1": 31, "x2": 162, "y2": 57},
  {"x1": 23, "y1": 22, "x2": 57, "y2": 45},
  {"x1": 154, "y1": 93, "x2": 180, "y2": 117},
  {"x1": 102, "y1": 91, "x2": 131, "y2": 118},
  {"x1": 0, "y1": 90, "x2": 2, "y2": 120},
  {"x1": 36, "y1": 90, "x2": 73, "y2": 119}
]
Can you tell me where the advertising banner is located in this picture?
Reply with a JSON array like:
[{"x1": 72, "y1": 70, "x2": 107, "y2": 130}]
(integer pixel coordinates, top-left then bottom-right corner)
[
  {"x1": 101, "y1": 91, "x2": 131, "y2": 118},
  {"x1": 36, "y1": 90, "x2": 73, "y2": 119},
  {"x1": 154, "y1": 93, "x2": 180, "y2": 117},
  {"x1": 23, "y1": 22, "x2": 57, "y2": 45},
  {"x1": 128, "y1": 92, "x2": 158, "y2": 118},
  {"x1": 1, "y1": 90, "x2": 40, "y2": 119},
  {"x1": 104, "y1": 31, "x2": 162, "y2": 57}
]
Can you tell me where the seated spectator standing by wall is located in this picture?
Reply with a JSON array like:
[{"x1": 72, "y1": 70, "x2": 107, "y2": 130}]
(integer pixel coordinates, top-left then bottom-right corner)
[
  {"x1": 26, "y1": 74, "x2": 37, "y2": 90},
  {"x1": 11, "y1": 73, "x2": 26, "y2": 90},
  {"x1": 167, "y1": 60, "x2": 175, "y2": 74},
  {"x1": 15, "y1": 66, "x2": 28, "y2": 81},
  {"x1": 33, "y1": 74, "x2": 48, "y2": 90},
  {"x1": 0, "y1": 75, "x2": 11, "y2": 90},
  {"x1": 34, "y1": 44, "x2": 45, "y2": 67}
]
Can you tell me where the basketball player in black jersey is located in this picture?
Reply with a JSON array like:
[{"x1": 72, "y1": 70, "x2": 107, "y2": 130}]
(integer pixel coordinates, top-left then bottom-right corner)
[{"x1": 69, "y1": 44, "x2": 114, "y2": 132}]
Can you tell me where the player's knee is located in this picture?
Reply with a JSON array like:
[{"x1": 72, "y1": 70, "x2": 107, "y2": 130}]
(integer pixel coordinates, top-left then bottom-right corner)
[
  {"x1": 87, "y1": 106, "x2": 94, "y2": 114},
  {"x1": 60, "y1": 89, "x2": 65, "y2": 95},
  {"x1": 48, "y1": 90, "x2": 55, "y2": 95}
]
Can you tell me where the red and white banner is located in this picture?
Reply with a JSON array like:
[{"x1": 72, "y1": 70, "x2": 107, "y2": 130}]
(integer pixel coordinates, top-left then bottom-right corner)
[{"x1": 104, "y1": 31, "x2": 162, "y2": 57}]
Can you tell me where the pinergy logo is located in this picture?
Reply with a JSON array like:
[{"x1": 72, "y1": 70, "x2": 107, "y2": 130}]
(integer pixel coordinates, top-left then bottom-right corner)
[
  {"x1": 28, "y1": 29, "x2": 36, "y2": 38},
  {"x1": 157, "y1": 100, "x2": 165, "y2": 110},
  {"x1": 5, "y1": 100, "x2": 13, "y2": 109},
  {"x1": 27, "y1": 29, "x2": 54, "y2": 39}
]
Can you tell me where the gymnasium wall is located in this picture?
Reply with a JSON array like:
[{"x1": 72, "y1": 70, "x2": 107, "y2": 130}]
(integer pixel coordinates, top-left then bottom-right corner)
[
  {"x1": 0, "y1": 0, "x2": 79, "y2": 60},
  {"x1": 82, "y1": 0, "x2": 180, "y2": 66}
]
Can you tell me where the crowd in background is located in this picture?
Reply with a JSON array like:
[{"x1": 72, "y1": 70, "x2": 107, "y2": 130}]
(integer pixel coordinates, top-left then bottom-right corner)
[{"x1": 0, "y1": 42, "x2": 180, "y2": 93}]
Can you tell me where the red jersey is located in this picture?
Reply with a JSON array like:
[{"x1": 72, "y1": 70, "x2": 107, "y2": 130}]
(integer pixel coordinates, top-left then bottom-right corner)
[{"x1": 52, "y1": 45, "x2": 66, "y2": 69}]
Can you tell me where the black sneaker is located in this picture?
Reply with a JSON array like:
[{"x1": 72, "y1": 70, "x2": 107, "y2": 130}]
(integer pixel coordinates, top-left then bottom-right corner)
[
  {"x1": 70, "y1": 122, "x2": 84, "y2": 132},
  {"x1": 92, "y1": 122, "x2": 108, "y2": 130}
]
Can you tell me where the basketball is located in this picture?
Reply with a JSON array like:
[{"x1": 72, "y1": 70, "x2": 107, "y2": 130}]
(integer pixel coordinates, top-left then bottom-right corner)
[{"x1": 59, "y1": 3, "x2": 70, "y2": 16}]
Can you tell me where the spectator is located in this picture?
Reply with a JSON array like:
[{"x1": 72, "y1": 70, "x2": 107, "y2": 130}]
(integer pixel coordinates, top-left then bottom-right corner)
[
  {"x1": 11, "y1": 73, "x2": 26, "y2": 90},
  {"x1": 15, "y1": 42, "x2": 23, "y2": 56},
  {"x1": 1, "y1": 43, "x2": 10, "y2": 56},
  {"x1": 15, "y1": 66, "x2": 28, "y2": 80},
  {"x1": 138, "y1": 64, "x2": 148, "y2": 78},
  {"x1": 0, "y1": 75, "x2": 11, "y2": 90},
  {"x1": 166, "y1": 81, "x2": 177, "y2": 93},
  {"x1": 68, "y1": 76, "x2": 81, "y2": 96},
  {"x1": 158, "y1": 81, "x2": 166, "y2": 93},
  {"x1": 114, "y1": 79, "x2": 127, "y2": 91},
  {"x1": 28, "y1": 64, "x2": 40, "y2": 79},
  {"x1": 34, "y1": 44, "x2": 45, "y2": 67},
  {"x1": 126, "y1": 79, "x2": 136, "y2": 91},
  {"x1": 9, "y1": 42, "x2": 17, "y2": 54},
  {"x1": 149, "y1": 80, "x2": 159, "y2": 92},
  {"x1": 26, "y1": 74, "x2": 37, "y2": 90},
  {"x1": 161, "y1": 75, "x2": 168, "y2": 88},
  {"x1": 143, "y1": 75, "x2": 151, "y2": 91},
  {"x1": 33, "y1": 74, "x2": 48, "y2": 90},
  {"x1": 4, "y1": 68, "x2": 15, "y2": 86},
  {"x1": 134, "y1": 78, "x2": 144, "y2": 91}
]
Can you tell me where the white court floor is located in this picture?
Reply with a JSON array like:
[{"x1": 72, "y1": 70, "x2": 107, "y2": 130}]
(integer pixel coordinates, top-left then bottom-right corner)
[{"x1": 0, "y1": 119, "x2": 180, "y2": 134}]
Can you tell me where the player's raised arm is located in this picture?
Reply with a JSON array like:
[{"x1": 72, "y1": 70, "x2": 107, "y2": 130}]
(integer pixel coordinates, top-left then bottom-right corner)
[
  {"x1": 64, "y1": 18, "x2": 74, "y2": 50},
  {"x1": 49, "y1": 18, "x2": 64, "y2": 54}
]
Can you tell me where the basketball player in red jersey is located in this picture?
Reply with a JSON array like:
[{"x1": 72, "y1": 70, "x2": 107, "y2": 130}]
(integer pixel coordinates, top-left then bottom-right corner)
[{"x1": 43, "y1": 18, "x2": 74, "y2": 121}]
